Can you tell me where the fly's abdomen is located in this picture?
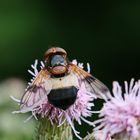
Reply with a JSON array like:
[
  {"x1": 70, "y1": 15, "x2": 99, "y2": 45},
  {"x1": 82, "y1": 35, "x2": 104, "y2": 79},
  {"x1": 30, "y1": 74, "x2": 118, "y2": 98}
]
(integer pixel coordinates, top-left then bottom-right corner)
[{"x1": 47, "y1": 86, "x2": 78, "y2": 110}]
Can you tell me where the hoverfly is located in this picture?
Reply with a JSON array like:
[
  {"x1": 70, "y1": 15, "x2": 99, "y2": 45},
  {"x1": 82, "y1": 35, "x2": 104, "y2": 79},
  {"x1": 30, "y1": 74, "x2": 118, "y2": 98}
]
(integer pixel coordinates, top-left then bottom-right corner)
[{"x1": 20, "y1": 47, "x2": 110, "y2": 111}]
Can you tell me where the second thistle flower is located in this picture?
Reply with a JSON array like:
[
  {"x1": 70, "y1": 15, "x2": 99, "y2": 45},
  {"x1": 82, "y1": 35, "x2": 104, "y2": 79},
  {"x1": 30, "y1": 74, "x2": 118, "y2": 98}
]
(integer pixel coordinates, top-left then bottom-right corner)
[{"x1": 94, "y1": 79, "x2": 140, "y2": 140}]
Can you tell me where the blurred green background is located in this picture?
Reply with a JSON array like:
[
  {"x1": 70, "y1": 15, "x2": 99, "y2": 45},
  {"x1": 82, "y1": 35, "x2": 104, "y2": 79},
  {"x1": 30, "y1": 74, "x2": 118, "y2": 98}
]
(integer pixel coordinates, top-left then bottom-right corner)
[{"x1": 0, "y1": 0, "x2": 140, "y2": 140}]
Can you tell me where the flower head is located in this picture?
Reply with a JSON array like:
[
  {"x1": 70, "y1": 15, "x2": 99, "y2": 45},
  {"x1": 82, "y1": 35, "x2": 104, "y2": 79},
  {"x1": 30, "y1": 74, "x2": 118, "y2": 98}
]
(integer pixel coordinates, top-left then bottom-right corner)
[
  {"x1": 94, "y1": 79, "x2": 140, "y2": 140},
  {"x1": 12, "y1": 60, "x2": 96, "y2": 139}
]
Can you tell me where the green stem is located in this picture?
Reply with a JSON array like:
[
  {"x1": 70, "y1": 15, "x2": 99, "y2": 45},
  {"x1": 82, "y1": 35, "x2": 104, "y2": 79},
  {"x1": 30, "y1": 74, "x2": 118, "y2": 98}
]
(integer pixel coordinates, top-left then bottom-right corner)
[
  {"x1": 34, "y1": 118, "x2": 73, "y2": 140},
  {"x1": 83, "y1": 133, "x2": 95, "y2": 140}
]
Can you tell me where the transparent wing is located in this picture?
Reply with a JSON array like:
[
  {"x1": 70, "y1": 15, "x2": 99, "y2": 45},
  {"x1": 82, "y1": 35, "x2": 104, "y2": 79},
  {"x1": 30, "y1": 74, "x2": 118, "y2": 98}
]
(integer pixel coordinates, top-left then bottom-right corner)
[
  {"x1": 20, "y1": 69, "x2": 52, "y2": 112},
  {"x1": 69, "y1": 64, "x2": 110, "y2": 100}
]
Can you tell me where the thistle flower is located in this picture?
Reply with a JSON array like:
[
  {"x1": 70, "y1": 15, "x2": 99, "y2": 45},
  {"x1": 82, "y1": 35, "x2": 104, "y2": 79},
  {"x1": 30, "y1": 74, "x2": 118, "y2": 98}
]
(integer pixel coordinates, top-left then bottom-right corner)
[
  {"x1": 12, "y1": 60, "x2": 96, "y2": 140},
  {"x1": 94, "y1": 79, "x2": 140, "y2": 140}
]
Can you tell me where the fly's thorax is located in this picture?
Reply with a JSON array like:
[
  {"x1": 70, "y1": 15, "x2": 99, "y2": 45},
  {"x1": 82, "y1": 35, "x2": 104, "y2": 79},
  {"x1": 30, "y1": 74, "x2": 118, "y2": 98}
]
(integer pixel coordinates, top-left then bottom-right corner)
[{"x1": 51, "y1": 65, "x2": 67, "y2": 75}]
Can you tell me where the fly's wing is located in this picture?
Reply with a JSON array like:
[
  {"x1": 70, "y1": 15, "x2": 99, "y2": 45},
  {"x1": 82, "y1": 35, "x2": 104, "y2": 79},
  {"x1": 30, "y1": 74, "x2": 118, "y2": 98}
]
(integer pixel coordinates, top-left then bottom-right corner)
[
  {"x1": 69, "y1": 64, "x2": 110, "y2": 100},
  {"x1": 20, "y1": 69, "x2": 52, "y2": 113}
]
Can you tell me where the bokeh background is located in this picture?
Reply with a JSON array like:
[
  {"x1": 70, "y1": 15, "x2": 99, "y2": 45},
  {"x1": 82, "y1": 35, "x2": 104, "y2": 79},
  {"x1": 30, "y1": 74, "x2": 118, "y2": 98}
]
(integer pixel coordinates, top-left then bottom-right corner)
[{"x1": 0, "y1": 0, "x2": 140, "y2": 140}]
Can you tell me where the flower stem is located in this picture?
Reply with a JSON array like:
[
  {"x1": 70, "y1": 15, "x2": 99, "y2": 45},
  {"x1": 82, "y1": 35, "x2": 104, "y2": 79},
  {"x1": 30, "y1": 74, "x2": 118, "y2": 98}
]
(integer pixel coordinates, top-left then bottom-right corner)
[
  {"x1": 114, "y1": 132, "x2": 140, "y2": 140},
  {"x1": 34, "y1": 118, "x2": 73, "y2": 140},
  {"x1": 83, "y1": 133, "x2": 95, "y2": 140}
]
